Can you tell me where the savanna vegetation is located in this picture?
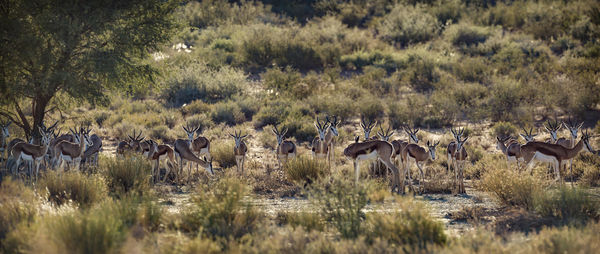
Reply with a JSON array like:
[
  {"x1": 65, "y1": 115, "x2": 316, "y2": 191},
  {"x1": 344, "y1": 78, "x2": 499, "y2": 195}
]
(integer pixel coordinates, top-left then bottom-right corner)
[{"x1": 1, "y1": 0, "x2": 600, "y2": 253}]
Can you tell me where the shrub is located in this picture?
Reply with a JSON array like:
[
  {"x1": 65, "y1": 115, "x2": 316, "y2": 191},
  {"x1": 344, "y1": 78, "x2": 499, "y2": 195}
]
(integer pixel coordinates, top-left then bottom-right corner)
[
  {"x1": 180, "y1": 100, "x2": 211, "y2": 116},
  {"x1": 310, "y1": 177, "x2": 368, "y2": 239},
  {"x1": 580, "y1": 153, "x2": 600, "y2": 187},
  {"x1": 149, "y1": 125, "x2": 177, "y2": 143},
  {"x1": 253, "y1": 99, "x2": 290, "y2": 128},
  {"x1": 491, "y1": 121, "x2": 518, "y2": 139},
  {"x1": 211, "y1": 142, "x2": 237, "y2": 169},
  {"x1": 281, "y1": 117, "x2": 317, "y2": 143},
  {"x1": 447, "y1": 23, "x2": 491, "y2": 48},
  {"x1": 276, "y1": 211, "x2": 325, "y2": 232},
  {"x1": 101, "y1": 156, "x2": 151, "y2": 197},
  {"x1": 285, "y1": 157, "x2": 327, "y2": 186},
  {"x1": 478, "y1": 166, "x2": 544, "y2": 210},
  {"x1": 357, "y1": 97, "x2": 385, "y2": 122},
  {"x1": 39, "y1": 171, "x2": 107, "y2": 208},
  {"x1": 339, "y1": 50, "x2": 405, "y2": 72},
  {"x1": 364, "y1": 199, "x2": 447, "y2": 249},
  {"x1": 466, "y1": 154, "x2": 505, "y2": 180},
  {"x1": 0, "y1": 179, "x2": 37, "y2": 245},
  {"x1": 378, "y1": 4, "x2": 439, "y2": 47},
  {"x1": 405, "y1": 54, "x2": 440, "y2": 92},
  {"x1": 534, "y1": 186, "x2": 599, "y2": 225},
  {"x1": 210, "y1": 101, "x2": 246, "y2": 126},
  {"x1": 93, "y1": 110, "x2": 111, "y2": 128},
  {"x1": 179, "y1": 177, "x2": 263, "y2": 239}
]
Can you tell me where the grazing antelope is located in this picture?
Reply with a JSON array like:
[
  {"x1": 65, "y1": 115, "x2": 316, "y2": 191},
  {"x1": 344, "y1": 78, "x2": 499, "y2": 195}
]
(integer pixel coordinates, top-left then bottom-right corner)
[
  {"x1": 142, "y1": 140, "x2": 177, "y2": 183},
  {"x1": 401, "y1": 140, "x2": 439, "y2": 193},
  {"x1": 447, "y1": 127, "x2": 466, "y2": 173},
  {"x1": 1, "y1": 120, "x2": 11, "y2": 161},
  {"x1": 452, "y1": 136, "x2": 469, "y2": 194},
  {"x1": 174, "y1": 126, "x2": 213, "y2": 182},
  {"x1": 521, "y1": 130, "x2": 594, "y2": 184},
  {"x1": 53, "y1": 127, "x2": 92, "y2": 171},
  {"x1": 11, "y1": 127, "x2": 52, "y2": 180},
  {"x1": 311, "y1": 117, "x2": 330, "y2": 159},
  {"x1": 230, "y1": 131, "x2": 248, "y2": 175},
  {"x1": 116, "y1": 130, "x2": 143, "y2": 157},
  {"x1": 272, "y1": 126, "x2": 296, "y2": 170},
  {"x1": 82, "y1": 134, "x2": 102, "y2": 167},
  {"x1": 344, "y1": 138, "x2": 404, "y2": 194}
]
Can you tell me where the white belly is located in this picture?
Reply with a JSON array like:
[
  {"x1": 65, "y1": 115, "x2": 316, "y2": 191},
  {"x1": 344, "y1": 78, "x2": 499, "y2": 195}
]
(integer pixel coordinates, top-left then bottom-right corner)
[
  {"x1": 357, "y1": 150, "x2": 378, "y2": 161},
  {"x1": 61, "y1": 154, "x2": 74, "y2": 162},
  {"x1": 235, "y1": 155, "x2": 244, "y2": 160},
  {"x1": 533, "y1": 152, "x2": 557, "y2": 164},
  {"x1": 507, "y1": 156, "x2": 517, "y2": 163},
  {"x1": 20, "y1": 153, "x2": 34, "y2": 161},
  {"x1": 198, "y1": 148, "x2": 209, "y2": 155}
]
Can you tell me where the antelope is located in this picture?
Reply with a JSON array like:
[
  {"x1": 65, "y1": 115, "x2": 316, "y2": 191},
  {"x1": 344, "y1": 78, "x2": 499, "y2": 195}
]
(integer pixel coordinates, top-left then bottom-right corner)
[
  {"x1": 325, "y1": 115, "x2": 341, "y2": 165},
  {"x1": 343, "y1": 138, "x2": 403, "y2": 194},
  {"x1": 360, "y1": 117, "x2": 377, "y2": 141},
  {"x1": 521, "y1": 130, "x2": 594, "y2": 184},
  {"x1": 391, "y1": 126, "x2": 419, "y2": 168},
  {"x1": 142, "y1": 140, "x2": 177, "y2": 183},
  {"x1": 191, "y1": 126, "x2": 211, "y2": 173},
  {"x1": 82, "y1": 134, "x2": 102, "y2": 167},
  {"x1": 128, "y1": 130, "x2": 145, "y2": 153},
  {"x1": 544, "y1": 119, "x2": 571, "y2": 147},
  {"x1": 1, "y1": 120, "x2": 11, "y2": 161},
  {"x1": 53, "y1": 127, "x2": 92, "y2": 171},
  {"x1": 401, "y1": 140, "x2": 439, "y2": 193},
  {"x1": 497, "y1": 127, "x2": 538, "y2": 169},
  {"x1": 230, "y1": 130, "x2": 248, "y2": 175},
  {"x1": 311, "y1": 117, "x2": 330, "y2": 160},
  {"x1": 452, "y1": 136, "x2": 469, "y2": 194},
  {"x1": 373, "y1": 124, "x2": 394, "y2": 176},
  {"x1": 11, "y1": 127, "x2": 52, "y2": 180},
  {"x1": 447, "y1": 127, "x2": 466, "y2": 173},
  {"x1": 116, "y1": 130, "x2": 143, "y2": 157},
  {"x1": 272, "y1": 126, "x2": 296, "y2": 169},
  {"x1": 174, "y1": 125, "x2": 213, "y2": 182}
]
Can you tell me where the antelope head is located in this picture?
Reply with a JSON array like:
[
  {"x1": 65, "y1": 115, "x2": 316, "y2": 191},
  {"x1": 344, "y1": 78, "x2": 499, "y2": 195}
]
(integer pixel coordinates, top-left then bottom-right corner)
[
  {"x1": 455, "y1": 136, "x2": 469, "y2": 154},
  {"x1": 496, "y1": 136, "x2": 511, "y2": 150},
  {"x1": 229, "y1": 130, "x2": 248, "y2": 148},
  {"x1": 182, "y1": 123, "x2": 198, "y2": 142},
  {"x1": 272, "y1": 125, "x2": 288, "y2": 145},
  {"x1": 520, "y1": 126, "x2": 538, "y2": 142},
  {"x1": 581, "y1": 130, "x2": 594, "y2": 153},
  {"x1": 82, "y1": 125, "x2": 93, "y2": 147},
  {"x1": 360, "y1": 117, "x2": 376, "y2": 140},
  {"x1": 545, "y1": 118, "x2": 562, "y2": 141},
  {"x1": 377, "y1": 124, "x2": 394, "y2": 141},
  {"x1": 39, "y1": 127, "x2": 52, "y2": 147},
  {"x1": 404, "y1": 125, "x2": 420, "y2": 143},
  {"x1": 326, "y1": 115, "x2": 340, "y2": 136},
  {"x1": 563, "y1": 117, "x2": 584, "y2": 141},
  {"x1": 450, "y1": 127, "x2": 465, "y2": 141},
  {"x1": 426, "y1": 140, "x2": 440, "y2": 160},
  {"x1": 128, "y1": 130, "x2": 144, "y2": 151},
  {"x1": 315, "y1": 116, "x2": 330, "y2": 141}
]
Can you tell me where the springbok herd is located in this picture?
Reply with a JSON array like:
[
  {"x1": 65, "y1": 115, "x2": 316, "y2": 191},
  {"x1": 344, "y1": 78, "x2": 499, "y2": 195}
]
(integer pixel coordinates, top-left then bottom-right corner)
[{"x1": 0, "y1": 115, "x2": 596, "y2": 194}]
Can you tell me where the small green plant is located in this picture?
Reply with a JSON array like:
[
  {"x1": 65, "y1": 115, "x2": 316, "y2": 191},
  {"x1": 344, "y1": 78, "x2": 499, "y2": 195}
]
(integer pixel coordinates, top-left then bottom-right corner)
[
  {"x1": 39, "y1": 171, "x2": 107, "y2": 208},
  {"x1": 276, "y1": 211, "x2": 325, "y2": 232},
  {"x1": 285, "y1": 156, "x2": 326, "y2": 186},
  {"x1": 101, "y1": 156, "x2": 151, "y2": 197},
  {"x1": 212, "y1": 142, "x2": 237, "y2": 169},
  {"x1": 491, "y1": 121, "x2": 518, "y2": 139}
]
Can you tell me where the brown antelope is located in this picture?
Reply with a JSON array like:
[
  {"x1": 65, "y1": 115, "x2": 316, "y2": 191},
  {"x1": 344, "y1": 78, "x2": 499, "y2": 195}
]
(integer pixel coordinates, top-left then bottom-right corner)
[
  {"x1": 391, "y1": 126, "x2": 419, "y2": 168},
  {"x1": 230, "y1": 130, "x2": 248, "y2": 175},
  {"x1": 116, "y1": 130, "x2": 143, "y2": 157},
  {"x1": 544, "y1": 119, "x2": 571, "y2": 147},
  {"x1": 174, "y1": 125, "x2": 213, "y2": 182},
  {"x1": 344, "y1": 138, "x2": 403, "y2": 194},
  {"x1": 452, "y1": 136, "x2": 469, "y2": 194},
  {"x1": 273, "y1": 126, "x2": 296, "y2": 169},
  {"x1": 1, "y1": 120, "x2": 11, "y2": 161},
  {"x1": 53, "y1": 127, "x2": 92, "y2": 170},
  {"x1": 142, "y1": 140, "x2": 177, "y2": 183},
  {"x1": 190, "y1": 126, "x2": 211, "y2": 172},
  {"x1": 373, "y1": 124, "x2": 394, "y2": 176},
  {"x1": 447, "y1": 127, "x2": 466, "y2": 173},
  {"x1": 401, "y1": 140, "x2": 439, "y2": 193},
  {"x1": 325, "y1": 115, "x2": 341, "y2": 164},
  {"x1": 311, "y1": 117, "x2": 330, "y2": 160},
  {"x1": 11, "y1": 127, "x2": 52, "y2": 180},
  {"x1": 496, "y1": 127, "x2": 537, "y2": 169},
  {"x1": 82, "y1": 134, "x2": 102, "y2": 167},
  {"x1": 521, "y1": 130, "x2": 594, "y2": 184}
]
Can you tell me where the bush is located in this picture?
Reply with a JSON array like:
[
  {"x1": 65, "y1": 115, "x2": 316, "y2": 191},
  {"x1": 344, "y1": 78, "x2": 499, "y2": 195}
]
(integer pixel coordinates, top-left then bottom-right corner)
[
  {"x1": 149, "y1": 125, "x2": 177, "y2": 143},
  {"x1": 39, "y1": 171, "x2": 107, "y2": 208},
  {"x1": 579, "y1": 153, "x2": 600, "y2": 187},
  {"x1": 0, "y1": 179, "x2": 37, "y2": 244},
  {"x1": 285, "y1": 157, "x2": 327, "y2": 186},
  {"x1": 180, "y1": 100, "x2": 211, "y2": 116},
  {"x1": 310, "y1": 177, "x2": 368, "y2": 239},
  {"x1": 447, "y1": 23, "x2": 491, "y2": 48},
  {"x1": 211, "y1": 142, "x2": 237, "y2": 169},
  {"x1": 478, "y1": 166, "x2": 544, "y2": 210},
  {"x1": 339, "y1": 50, "x2": 405, "y2": 72},
  {"x1": 534, "y1": 187, "x2": 599, "y2": 225},
  {"x1": 101, "y1": 156, "x2": 151, "y2": 197},
  {"x1": 276, "y1": 211, "x2": 325, "y2": 232},
  {"x1": 491, "y1": 121, "x2": 518, "y2": 139},
  {"x1": 281, "y1": 117, "x2": 317, "y2": 143},
  {"x1": 179, "y1": 177, "x2": 263, "y2": 239},
  {"x1": 253, "y1": 99, "x2": 290, "y2": 128},
  {"x1": 364, "y1": 199, "x2": 447, "y2": 250},
  {"x1": 210, "y1": 101, "x2": 246, "y2": 126},
  {"x1": 378, "y1": 4, "x2": 439, "y2": 47}
]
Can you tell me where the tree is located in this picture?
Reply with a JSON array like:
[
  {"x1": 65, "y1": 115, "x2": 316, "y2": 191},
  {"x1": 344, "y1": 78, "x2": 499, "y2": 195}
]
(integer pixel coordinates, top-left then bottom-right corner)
[{"x1": 0, "y1": 0, "x2": 180, "y2": 140}]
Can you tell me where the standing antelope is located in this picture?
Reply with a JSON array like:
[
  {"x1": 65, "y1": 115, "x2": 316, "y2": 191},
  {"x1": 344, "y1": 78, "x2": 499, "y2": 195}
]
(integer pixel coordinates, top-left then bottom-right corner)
[
  {"x1": 521, "y1": 130, "x2": 594, "y2": 184},
  {"x1": 11, "y1": 127, "x2": 52, "y2": 180},
  {"x1": 496, "y1": 127, "x2": 538, "y2": 169},
  {"x1": 230, "y1": 131, "x2": 248, "y2": 175},
  {"x1": 142, "y1": 140, "x2": 177, "y2": 183},
  {"x1": 401, "y1": 140, "x2": 439, "y2": 193},
  {"x1": 391, "y1": 126, "x2": 419, "y2": 168},
  {"x1": 82, "y1": 134, "x2": 102, "y2": 167},
  {"x1": 1, "y1": 120, "x2": 11, "y2": 161},
  {"x1": 191, "y1": 127, "x2": 211, "y2": 173},
  {"x1": 447, "y1": 127, "x2": 466, "y2": 173},
  {"x1": 174, "y1": 125, "x2": 213, "y2": 183},
  {"x1": 373, "y1": 124, "x2": 394, "y2": 176},
  {"x1": 273, "y1": 126, "x2": 296, "y2": 170},
  {"x1": 128, "y1": 130, "x2": 145, "y2": 153},
  {"x1": 344, "y1": 138, "x2": 404, "y2": 193},
  {"x1": 311, "y1": 117, "x2": 330, "y2": 159},
  {"x1": 325, "y1": 115, "x2": 341, "y2": 165},
  {"x1": 360, "y1": 117, "x2": 377, "y2": 141},
  {"x1": 53, "y1": 127, "x2": 92, "y2": 171},
  {"x1": 452, "y1": 136, "x2": 469, "y2": 194}
]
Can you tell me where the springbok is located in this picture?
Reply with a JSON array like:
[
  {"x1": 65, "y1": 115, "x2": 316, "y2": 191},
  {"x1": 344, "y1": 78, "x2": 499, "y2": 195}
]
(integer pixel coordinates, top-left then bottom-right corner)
[
  {"x1": 521, "y1": 130, "x2": 594, "y2": 185},
  {"x1": 360, "y1": 117, "x2": 377, "y2": 141},
  {"x1": 142, "y1": 140, "x2": 177, "y2": 183},
  {"x1": 344, "y1": 138, "x2": 404, "y2": 194},
  {"x1": 447, "y1": 127, "x2": 466, "y2": 173},
  {"x1": 190, "y1": 126, "x2": 211, "y2": 172},
  {"x1": 311, "y1": 117, "x2": 330, "y2": 160},
  {"x1": 401, "y1": 140, "x2": 439, "y2": 193},
  {"x1": 391, "y1": 126, "x2": 419, "y2": 168},
  {"x1": 1, "y1": 120, "x2": 11, "y2": 161},
  {"x1": 174, "y1": 126, "x2": 213, "y2": 183},
  {"x1": 82, "y1": 134, "x2": 102, "y2": 167},
  {"x1": 273, "y1": 126, "x2": 296, "y2": 170},
  {"x1": 230, "y1": 130, "x2": 248, "y2": 175},
  {"x1": 496, "y1": 127, "x2": 537, "y2": 169},
  {"x1": 452, "y1": 136, "x2": 469, "y2": 194},
  {"x1": 325, "y1": 115, "x2": 341, "y2": 165},
  {"x1": 116, "y1": 130, "x2": 143, "y2": 157},
  {"x1": 53, "y1": 127, "x2": 91, "y2": 170},
  {"x1": 372, "y1": 124, "x2": 394, "y2": 176},
  {"x1": 11, "y1": 127, "x2": 52, "y2": 180}
]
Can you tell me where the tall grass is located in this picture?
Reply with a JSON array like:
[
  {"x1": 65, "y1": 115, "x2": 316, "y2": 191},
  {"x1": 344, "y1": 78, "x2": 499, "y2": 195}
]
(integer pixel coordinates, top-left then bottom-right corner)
[
  {"x1": 101, "y1": 156, "x2": 151, "y2": 197},
  {"x1": 478, "y1": 166, "x2": 544, "y2": 210},
  {"x1": 39, "y1": 171, "x2": 107, "y2": 208},
  {"x1": 534, "y1": 187, "x2": 599, "y2": 226},
  {"x1": 211, "y1": 142, "x2": 237, "y2": 169},
  {"x1": 285, "y1": 156, "x2": 326, "y2": 186},
  {"x1": 0, "y1": 179, "x2": 38, "y2": 253}
]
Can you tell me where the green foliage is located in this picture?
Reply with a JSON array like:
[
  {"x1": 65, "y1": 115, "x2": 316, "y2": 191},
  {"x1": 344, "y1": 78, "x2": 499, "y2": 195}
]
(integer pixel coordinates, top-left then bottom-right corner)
[
  {"x1": 285, "y1": 156, "x2": 327, "y2": 186},
  {"x1": 447, "y1": 23, "x2": 491, "y2": 48},
  {"x1": 378, "y1": 3, "x2": 439, "y2": 47},
  {"x1": 101, "y1": 156, "x2": 151, "y2": 197},
  {"x1": 39, "y1": 171, "x2": 107, "y2": 209},
  {"x1": 492, "y1": 121, "x2": 518, "y2": 139},
  {"x1": 478, "y1": 166, "x2": 544, "y2": 210},
  {"x1": 276, "y1": 211, "x2": 325, "y2": 232},
  {"x1": 179, "y1": 177, "x2": 263, "y2": 239},
  {"x1": 210, "y1": 101, "x2": 246, "y2": 126},
  {"x1": 534, "y1": 187, "x2": 599, "y2": 226},
  {"x1": 0, "y1": 179, "x2": 37, "y2": 247},
  {"x1": 212, "y1": 142, "x2": 237, "y2": 169},
  {"x1": 254, "y1": 99, "x2": 290, "y2": 128},
  {"x1": 310, "y1": 177, "x2": 368, "y2": 239}
]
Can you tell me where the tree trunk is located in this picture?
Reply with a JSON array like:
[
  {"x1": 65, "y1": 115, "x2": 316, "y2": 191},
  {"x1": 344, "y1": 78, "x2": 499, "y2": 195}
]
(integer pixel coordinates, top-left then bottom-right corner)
[{"x1": 31, "y1": 96, "x2": 49, "y2": 144}]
